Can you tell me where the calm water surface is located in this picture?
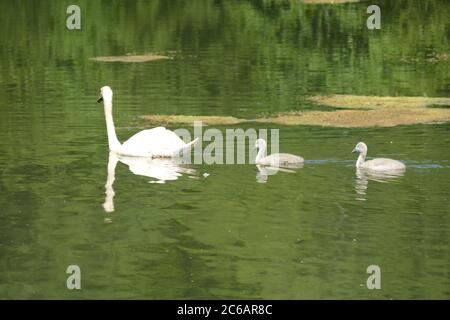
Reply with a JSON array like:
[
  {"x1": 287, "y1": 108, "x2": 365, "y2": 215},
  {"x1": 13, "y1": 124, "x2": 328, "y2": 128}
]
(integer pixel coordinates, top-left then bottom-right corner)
[{"x1": 0, "y1": 0, "x2": 449, "y2": 299}]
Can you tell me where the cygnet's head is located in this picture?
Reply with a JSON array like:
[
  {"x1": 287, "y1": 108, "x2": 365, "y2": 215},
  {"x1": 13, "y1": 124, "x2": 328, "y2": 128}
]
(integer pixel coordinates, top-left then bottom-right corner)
[
  {"x1": 352, "y1": 142, "x2": 367, "y2": 154},
  {"x1": 255, "y1": 138, "x2": 267, "y2": 150},
  {"x1": 97, "y1": 86, "x2": 113, "y2": 103}
]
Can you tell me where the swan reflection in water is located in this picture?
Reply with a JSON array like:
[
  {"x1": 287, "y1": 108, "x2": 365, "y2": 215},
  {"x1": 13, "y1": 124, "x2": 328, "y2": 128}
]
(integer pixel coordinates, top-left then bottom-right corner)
[
  {"x1": 103, "y1": 152, "x2": 196, "y2": 213},
  {"x1": 355, "y1": 168, "x2": 405, "y2": 201},
  {"x1": 256, "y1": 163, "x2": 304, "y2": 183}
]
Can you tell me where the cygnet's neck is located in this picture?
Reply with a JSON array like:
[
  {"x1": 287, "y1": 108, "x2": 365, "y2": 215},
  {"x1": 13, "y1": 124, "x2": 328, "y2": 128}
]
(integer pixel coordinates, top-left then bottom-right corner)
[
  {"x1": 356, "y1": 151, "x2": 366, "y2": 168},
  {"x1": 103, "y1": 98, "x2": 122, "y2": 151},
  {"x1": 255, "y1": 144, "x2": 267, "y2": 163}
]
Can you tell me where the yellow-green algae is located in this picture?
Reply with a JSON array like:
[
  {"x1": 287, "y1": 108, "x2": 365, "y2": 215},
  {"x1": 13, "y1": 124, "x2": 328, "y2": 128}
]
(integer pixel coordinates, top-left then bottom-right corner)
[
  {"x1": 308, "y1": 95, "x2": 450, "y2": 110},
  {"x1": 140, "y1": 95, "x2": 450, "y2": 128},
  {"x1": 90, "y1": 54, "x2": 170, "y2": 63},
  {"x1": 140, "y1": 115, "x2": 245, "y2": 126},
  {"x1": 302, "y1": 0, "x2": 362, "y2": 4}
]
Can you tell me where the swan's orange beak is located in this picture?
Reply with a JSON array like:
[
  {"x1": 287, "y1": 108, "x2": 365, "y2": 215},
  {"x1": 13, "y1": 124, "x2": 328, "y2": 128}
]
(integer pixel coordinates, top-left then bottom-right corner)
[{"x1": 97, "y1": 95, "x2": 103, "y2": 103}]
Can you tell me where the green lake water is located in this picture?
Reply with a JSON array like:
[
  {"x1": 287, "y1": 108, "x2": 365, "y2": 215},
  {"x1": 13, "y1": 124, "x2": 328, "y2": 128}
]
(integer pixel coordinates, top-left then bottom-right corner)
[{"x1": 0, "y1": 0, "x2": 449, "y2": 299}]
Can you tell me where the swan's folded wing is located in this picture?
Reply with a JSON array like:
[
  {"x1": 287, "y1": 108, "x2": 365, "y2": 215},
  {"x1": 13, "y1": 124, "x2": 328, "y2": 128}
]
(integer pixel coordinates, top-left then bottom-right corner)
[
  {"x1": 173, "y1": 137, "x2": 199, "y2": 155},
  {"x1": 364, "y1": 158, "x2": 406, "y2": 170},
  {"x1": 261, "y1": 153, "x2": 304, "y2": 166},
  {"x1": 121, "y1": 127, "x2": 187, "y2": 156}
]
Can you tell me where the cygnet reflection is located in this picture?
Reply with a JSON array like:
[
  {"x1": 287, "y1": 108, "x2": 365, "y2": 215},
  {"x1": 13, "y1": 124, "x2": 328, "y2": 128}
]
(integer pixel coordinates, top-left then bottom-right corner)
[
  {"x1": 355, "y1": 167, "x2": 405, "y2": 201},
  {"x1": 256, "y1": 163, "x2": 303, "y2": 183}
]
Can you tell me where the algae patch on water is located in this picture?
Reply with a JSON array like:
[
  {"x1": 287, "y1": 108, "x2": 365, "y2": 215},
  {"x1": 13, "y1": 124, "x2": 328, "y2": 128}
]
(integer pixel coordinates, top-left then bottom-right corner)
[
  {"x1": 308, "y1": 95, "x2": 450, "y2": 110},
  {"x1": 302, "y1": 0, "x2": 362, "y2": 4},
  {"x1": 90, "y1": 54, "x2": 170, "y2": 63},
  {"x1": 140, "y1": 115, "x2": 245, "y2": 126},
  {"x1": 140, "y1": 95, "x2": 450, "y2": 128},
  {"x1": 258, "y1": 107, "x2": 450, "y2": 127}
]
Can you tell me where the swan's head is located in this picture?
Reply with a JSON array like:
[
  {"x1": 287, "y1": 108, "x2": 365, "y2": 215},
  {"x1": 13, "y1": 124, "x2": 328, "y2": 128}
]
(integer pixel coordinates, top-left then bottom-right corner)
[
  {"x1": 97, "y1": 86, "x2": 113, "y2": 103},
  {"x1": 255, "y1": 138, "x2": 267, "y2": 150},
  {"x1": 352, "y1": 142, "x2": 367, "y2": 154}
]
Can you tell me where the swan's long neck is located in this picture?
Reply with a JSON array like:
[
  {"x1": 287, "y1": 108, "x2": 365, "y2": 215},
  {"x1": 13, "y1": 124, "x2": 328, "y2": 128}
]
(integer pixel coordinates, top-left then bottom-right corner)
[
  {"x1": 255, "y1": 144, "x2": 267, "y2": 163},
  {"x1": 356, "y1": 151, "x2": 366, "y2": 168},
  {"x1": 103, "y1": 99, "x2": 121, "y2": 151}
]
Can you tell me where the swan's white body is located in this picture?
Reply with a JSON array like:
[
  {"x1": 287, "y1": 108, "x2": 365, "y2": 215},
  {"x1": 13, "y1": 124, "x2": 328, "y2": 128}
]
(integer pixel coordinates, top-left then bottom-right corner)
[
  {"x1": 120, "y1": 127, "x2": 196, "y2": 157},
  {"x1": 255, "y1": 138, "x2": 304, "y2": 166},
  {"x1": 352, "y1": 142, "x2": 406, "y2": 172},
  {"x1": 98, "y1": 86, "x2": 198, "y2": 157}
]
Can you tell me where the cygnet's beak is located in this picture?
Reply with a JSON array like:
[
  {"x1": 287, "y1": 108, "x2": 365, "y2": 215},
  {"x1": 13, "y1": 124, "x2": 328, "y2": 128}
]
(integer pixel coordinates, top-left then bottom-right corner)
[
  {"x1": 97, "y1": 95, "x2": 103, "y2": 103},
  {"x1": 351, "y1": 148, "x2": 357, "y2": 153}
]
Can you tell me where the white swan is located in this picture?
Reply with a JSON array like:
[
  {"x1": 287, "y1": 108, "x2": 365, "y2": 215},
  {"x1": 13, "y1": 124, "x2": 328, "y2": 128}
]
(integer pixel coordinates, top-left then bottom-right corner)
[
  {"x1": 255, "y1": 138, "x2": 304, "y2": 166},
  {"x1": 352, "y1": 142, "x2": 406, "y2": 171},
  {"x1": 97, "y1": 86, "x2": 198, "y2": 157}
]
